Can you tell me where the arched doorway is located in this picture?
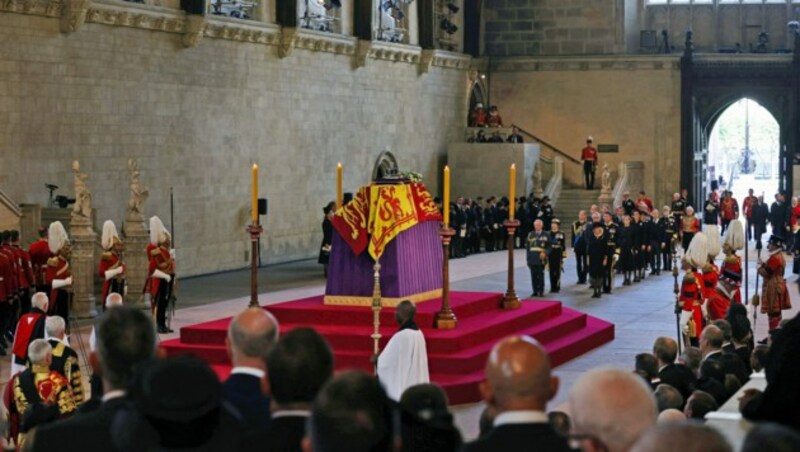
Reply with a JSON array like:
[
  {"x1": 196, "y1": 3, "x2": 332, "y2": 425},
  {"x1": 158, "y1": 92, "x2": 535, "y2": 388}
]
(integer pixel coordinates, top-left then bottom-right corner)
[
  {"x1": 707, "y1": 98, "x2": 781, "y2": 203},
  {"x1": 679, "y1": 37, "x2": 800, "y2": 206}
]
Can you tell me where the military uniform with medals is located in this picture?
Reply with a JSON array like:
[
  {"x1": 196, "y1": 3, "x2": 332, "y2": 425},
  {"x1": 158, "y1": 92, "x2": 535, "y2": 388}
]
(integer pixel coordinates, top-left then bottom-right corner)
[
  {"x1": 548, "y1": 220, "x2": 566, "y2": 293},
  {"x1": 603, "y1": 221, "x2": 618, "y2": 293},
  {"x1": 527, "y1": 229, "x2": 551, "y2": 297}
]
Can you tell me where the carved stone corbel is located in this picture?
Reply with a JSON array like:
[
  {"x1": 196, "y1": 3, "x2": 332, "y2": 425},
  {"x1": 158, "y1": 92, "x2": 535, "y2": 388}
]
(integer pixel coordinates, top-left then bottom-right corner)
[
  {"x1": 355, "y1": 39, "x2": 372, "y2": 68},
  {"x1": 60, "y1": 0, "x2": 90, "y2": 33},
  {"x1": 418, "y1": 49, "x2": 435, "y2": 75},
  {"x1": 279, "y1": 28, "x2": 299, "y2": 58},
  {"x1": 182, "y1": 15, "x2": 206, "y2": 48}
]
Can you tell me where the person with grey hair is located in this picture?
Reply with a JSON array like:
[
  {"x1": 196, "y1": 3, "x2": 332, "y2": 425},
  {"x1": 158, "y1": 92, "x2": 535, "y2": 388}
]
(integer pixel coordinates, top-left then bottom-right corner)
[
  {"x1": 654, "y1": 384, "x2": 683, "y2": 412},
  {"x1": 30, "y1": 306, "x2": 157, "y2": 451},
  {"x1": 568, "y1": 367, "x2": 657, "y2": 452},
  {"x1": 527, "y1": 219, "x2": 551, "y2": 297},
  {"x1": 89, "y1": 292, "x2": 124, "y2": 352},
  {"x1": 10, "y1": 292, "x2": 49, "y2": 376},
  {"x1": 656, "y1": 408, "x2": 686, "y2": 423},
  {"x1": 630, "y1": 422, "x2": 732, "y2": 452},
  {"x1": 223, "y1": 307, "x2": 279, "y2": 430},
  {"x1": 377, "y1": 300, "x2": 429, "y2": 401},
  {"x1": 680, "y1": 346, "x2": 703, "y2": 377},
  {"x1": 45, "y1": 316, "x2": 83, "y2": 405},
  {"x1": 684, "y1": 390, "x2": 718, "y2": 420},
  {"x1": 10, "y1": 339, "x2": 77, "y2": 446}
]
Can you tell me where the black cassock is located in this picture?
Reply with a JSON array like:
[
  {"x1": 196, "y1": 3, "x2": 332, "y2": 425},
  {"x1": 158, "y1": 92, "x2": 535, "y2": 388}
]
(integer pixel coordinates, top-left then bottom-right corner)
[{"x1": 587, "y1": 232, "x2": 608, "y2": 288}]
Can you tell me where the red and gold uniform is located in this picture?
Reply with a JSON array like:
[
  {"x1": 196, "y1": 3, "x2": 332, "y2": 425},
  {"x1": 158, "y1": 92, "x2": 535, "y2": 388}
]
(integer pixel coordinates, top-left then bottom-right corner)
[
  {"x1": 681, "y1": 214, "x2": 700, "y2": 251},
  {"x1": 680, "y1": 269, "x2": 705, "y2": 342},
  {"x1": 48, "y1": 339, "x2": 84, "y2": 405},
  {"x1": 721, "y1": 197, "x2": 738, "y2": 221},
  {"x1": 12, "y1": 241, "x2": 35, "y2": 317},
  {"x1": 11, "y1": 363, "x2": 77, "y2": 446},
  {"x1": 706, "y1": 286, "x2": 735, "y2": 321},
  {"x1": 469, "y1": 106, "x2": 486, "y2": 127},
  {"x1": 45, "y1": 256, "x2": 71, "y2": 320},
  {"x1": 721, "y1": 254, "x2": 742, "y2": 303},
  {"x1": 759, "y1": 250, "x2": 791, "y2": 330},
  {"x1": 148, "y1": 243, "x2": 175, "y2": 332},
  {"x1": 98, "y1": 251, "x2": 125, "y2": 305},
  {"x1": 28, "y1": 237, "x2": 51, "y2": 291},
  {"x1": 702, "y1": 262, "x2": 719, "y2": 299}
]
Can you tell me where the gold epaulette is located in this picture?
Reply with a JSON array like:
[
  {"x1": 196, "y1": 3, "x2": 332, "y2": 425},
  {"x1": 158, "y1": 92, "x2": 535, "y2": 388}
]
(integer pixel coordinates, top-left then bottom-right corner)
[
  {"x1": 150, "y1": 248, "x2": 161, "y2": 257},
  {"x1": 47, "y1": 257, "x2": 59, "y2": 267},
  {"x1": 101, "y1": 252, "x2": 113, "y2": 261},
  {"x1": 683, "y1": 272, "x2": 696, "y2": 284}
]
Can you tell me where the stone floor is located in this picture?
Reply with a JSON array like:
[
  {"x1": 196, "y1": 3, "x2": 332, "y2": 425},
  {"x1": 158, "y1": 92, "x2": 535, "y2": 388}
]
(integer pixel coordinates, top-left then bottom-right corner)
[{"x1": 2, "y1": 238, "x2": 797, "y2": 442}]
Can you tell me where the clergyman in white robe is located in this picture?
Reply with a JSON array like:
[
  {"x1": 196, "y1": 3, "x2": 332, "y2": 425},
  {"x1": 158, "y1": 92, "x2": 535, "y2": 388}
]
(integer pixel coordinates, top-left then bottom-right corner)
[{"x1": 376, "y1": 300, "x2": 430, "y2": 401}]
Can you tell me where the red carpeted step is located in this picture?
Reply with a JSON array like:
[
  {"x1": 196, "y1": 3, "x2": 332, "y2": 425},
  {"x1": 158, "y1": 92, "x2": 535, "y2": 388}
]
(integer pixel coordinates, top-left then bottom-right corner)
[
  {"x1": 334, "y1": 309, "x2": 588, "y2": 374},
  {"x1": 161, "y1": 292, "x2": 615, "y2": 405}
]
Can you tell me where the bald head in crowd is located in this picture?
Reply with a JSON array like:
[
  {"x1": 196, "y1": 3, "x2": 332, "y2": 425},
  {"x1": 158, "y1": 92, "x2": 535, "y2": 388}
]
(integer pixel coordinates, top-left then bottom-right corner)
[
  {"x1": 481, "y1": 336, "x2": 558, "y2": 413},
  {"x1": 652, "y1": 337, "x2": 677, "y2": 366},
  {"x1": 226, "y1": 307, "x2": 279, "y2": 369},
  {"x1": 105, "y1": 292, "x2": 123, "y2": 308},
  {"x1": 568, "y1": 367, "x2": 657, "y2": 452},
  {"x1": 630, "y1": 422, "x2": 731, "y2": 452},
  {"x1": 656, "y1": 409, "x2": 686, "y2": 423}
]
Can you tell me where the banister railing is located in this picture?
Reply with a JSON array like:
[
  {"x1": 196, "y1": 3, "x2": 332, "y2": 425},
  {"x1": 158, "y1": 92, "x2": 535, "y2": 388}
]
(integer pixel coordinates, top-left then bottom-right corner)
[
  {"x1": 511, "y1": 124, "x2": 582, "y2": 166},
  {"x1": 0, "y1": 189, "x2": 21, "y2": 218}
]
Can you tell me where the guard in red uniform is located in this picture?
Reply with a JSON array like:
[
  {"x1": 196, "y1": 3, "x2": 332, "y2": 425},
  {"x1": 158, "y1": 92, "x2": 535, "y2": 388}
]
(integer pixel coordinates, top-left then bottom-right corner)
[
  {"x1": 148, "y1": 216, "x2": 175, "y2": 334},
  {"x1": 680, "y1": 232, "x2": 708, "y2": 346},
  {"x1": 758, "y1": 235, "x2": 791, "y2": 331},
  {"x1": 721, "y1": 219, "x2": 745, "y2": 303},
  {"x1": 706, "y1": 269, "x2": 741, "y2": 321},
  {"x1": 580, "y1": 136, "x2": 598, "y2": 190},
  {"x1": 720, "y1": 191, "x2": 739, "y2": 234},
  {"x1": 28, "y1": 226, "x2": 51, "y2": 294},
  {"x1": 0, "y1": 249, "x2": 13, "y2": 356},
  {"x1": 98, "y1": 220, "x2": 126, "y2": 307},
  {"x1": 702, "y1": 225, "x2": 722, "y2": 299},
  {"x1": 45, "y1": 222, "x2": 72, "y2": 323},
  {"x1": 469, "y1": 102, "x2": 486, "y2": 127},
  {"x1": 10, "y1": 231, "x2": 34, "y2": 329},
  {"x1": 0, "y1": 231, "x2": 19, "y2": 349}
]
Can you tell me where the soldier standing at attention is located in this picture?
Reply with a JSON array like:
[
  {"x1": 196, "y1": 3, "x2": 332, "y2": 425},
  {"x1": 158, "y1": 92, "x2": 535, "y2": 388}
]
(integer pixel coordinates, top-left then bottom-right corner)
[
  {"x1": 580, "y1": 136, "x2": 598, "y2": 190},
  {"x1": 527, "y1": 220, "x2": 550, "y2": 297},
  {"x1": 548, "y1": 219, "x2": 566, "y2": 293}
]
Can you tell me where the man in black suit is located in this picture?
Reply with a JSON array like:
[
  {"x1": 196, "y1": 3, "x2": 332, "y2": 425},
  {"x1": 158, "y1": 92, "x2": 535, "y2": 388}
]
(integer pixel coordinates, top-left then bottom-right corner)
[
  {"x1": 262, "y1": 327, "x2": 333, "y2": 452},
  {"x1": 29, "y1": 306, "x2": 157, "y2": 452},
  {"x1": 463, "y1": 336, "x2": 572, "y2": 452},
  {"x1": 700, "y1": 325, "x2": 749, "y2": 385},
  {"x1": 653, "y1": 337, "x2": 696, "y2": 401},
  {"x1": 223, "y1": 307, "x2": 278, "y2": 430}
]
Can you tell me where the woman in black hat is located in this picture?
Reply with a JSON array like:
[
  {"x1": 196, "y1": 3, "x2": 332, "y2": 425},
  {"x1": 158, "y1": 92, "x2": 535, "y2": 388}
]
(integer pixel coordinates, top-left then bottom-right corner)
[
  {"x1": 587, "y1": 222, "x2": 608, "y2": 298},
  {"x1": 616, "y1": 215, "x2": 634, "y2": 285},
  {"x1": 319, "y1": 202, "x2": 335, "y2": 277}
]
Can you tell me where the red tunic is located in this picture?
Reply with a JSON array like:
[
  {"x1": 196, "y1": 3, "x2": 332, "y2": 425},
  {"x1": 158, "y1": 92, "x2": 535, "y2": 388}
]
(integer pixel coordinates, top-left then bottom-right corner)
[
  {"x1": 706, "y1": 288, "x2": 733, "y2": 321},
  {"x1": 148, "y1": 245, "x2": 174, "y2": 298},
  {"x1": 681, "y1": 216, "x2": 700, "y2": 233},
  {"x1": 760, "y1": 252, "x2": 791, "y2": 315},
  {"x1": 28, "y1": 239, "x2": 51, "y2": 287},
  {"x1": 45, "y1": 256, "x2": 71, "y2": 312},
  {"x1": 98, "y1": 251, "x2": 126, "y2": 303},
  {"x1": 702, "y1": 263, "x2": 719, "y2": 299},
  {"x1": 469, "y1": 109, "x2": 486, "y2": 127},
  {"x1": 581, "y1": 146, "x2": 598, "y2": 162},
  {"x1": 680, "y1": 270, "x2": 705, "y2": 338},
  {"x1": 0, "y1": 253, "x2": 11, "y2": 302},
  {"x1": 637, "y1": 197, "x2": 654, "y2": 213},
  {"x1": 486, "y1": 113, "x2": 503, "y2": 127},
  {"x1": 721, "y1": 198, "x2": 739, "y2": 221},
  {"x1": 12, "y1": 247, "x2": 34, "y2": 290},
  {"x1": 720, "y1": 254, "x2": 742, "y2": 303},
  {"x1": 0, "y1": 246, "x2": 18, "y2": 294},
  {"x1": 742, "y1": 196, "x2": 757, "y2": 219}
]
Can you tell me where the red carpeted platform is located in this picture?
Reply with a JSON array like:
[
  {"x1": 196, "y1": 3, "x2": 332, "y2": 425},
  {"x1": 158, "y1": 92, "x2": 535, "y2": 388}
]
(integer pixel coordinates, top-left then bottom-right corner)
[{"x1": 161, "y1": 292, "x2": 614, "y2": 405}]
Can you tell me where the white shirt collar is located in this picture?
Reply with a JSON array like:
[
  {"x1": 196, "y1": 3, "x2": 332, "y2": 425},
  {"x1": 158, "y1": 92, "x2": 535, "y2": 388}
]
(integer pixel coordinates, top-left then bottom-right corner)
[
  {"x1": 230, "y1": 366, "x2": 266, "y2": 379},
  {"x1": 493, "y1": 410, "x2": 549, "y2": 427},
  {"x1": 102, "y1": 390, "x2": 126, "y2": 402},
  {"x1": 272, "y1": 410, "x2": 311, "y2": 419}
]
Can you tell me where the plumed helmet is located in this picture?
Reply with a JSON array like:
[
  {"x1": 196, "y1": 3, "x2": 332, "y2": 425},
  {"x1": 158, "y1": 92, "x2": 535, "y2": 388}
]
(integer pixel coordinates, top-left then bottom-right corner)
[
  {"x1": 48, "y1": 221, "x2": 69, "y2": 254},
  {"x1": 149, "y1": 216, "x2": 171, "y2": 246},
  {"x1": 683, "y1": 232, "x2": 708, "y2": 269},
  {"x1": 706, "y1": 225, "x2": 721, "y2": 257},
  {"x1": 723, "y1": 219, "x2": 745, "y2": 252},
  {"x1": 101, "y1": 220, "x2": 120, "y2": 251}
]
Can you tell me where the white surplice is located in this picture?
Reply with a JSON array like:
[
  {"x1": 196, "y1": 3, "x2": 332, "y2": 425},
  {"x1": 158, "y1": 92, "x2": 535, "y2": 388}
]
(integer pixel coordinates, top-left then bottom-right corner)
[{"x1": 377, "y1": 328, "x2": 430, "y2": 401}]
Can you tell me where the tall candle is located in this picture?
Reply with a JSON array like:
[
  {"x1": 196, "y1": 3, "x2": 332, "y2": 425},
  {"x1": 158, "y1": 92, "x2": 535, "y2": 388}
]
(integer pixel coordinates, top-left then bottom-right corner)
[
  {"x1": 252, "y1": 164, "x2": 258, "y2": 224},
  {"x1": 443, "y1": 166, "x2": 450, "y2": 226},
  {"x1": 509, "y1": 164, "x2": 516, "y2": 220},
  {"x1": 336, "y1": 163, "x2": 343, "y2": 210}
]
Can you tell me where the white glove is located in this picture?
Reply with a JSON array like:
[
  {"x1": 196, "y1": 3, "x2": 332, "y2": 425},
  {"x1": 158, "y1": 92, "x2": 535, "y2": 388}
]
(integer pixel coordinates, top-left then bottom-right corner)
[
  {"x1": 680, "y1": 310, "x2": 692, "y2": 335},
  {"x1": 104, "y1": 266, "x2": 124, "y2": 280},
  {"x1": 170, "y1": 249, "x2": 176, "y2": 259},
  {"x1": 153, "y1": 269, "x2": 172, "y2": 282},
  {"x1": 701, "y1": 300, "x2": 708, "y2": 319},
  {"x1": 52, "y1": 277, "x2": 72, "y2": 289}
]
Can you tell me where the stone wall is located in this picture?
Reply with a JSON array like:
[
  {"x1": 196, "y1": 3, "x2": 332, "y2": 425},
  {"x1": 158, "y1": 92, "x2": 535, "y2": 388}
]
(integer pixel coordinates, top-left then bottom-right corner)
[
  {"x1": 490, "y1": 55, "x2": 681, "y2": 206},
  {"x1": 0, "y1": 12, "x2": 470, "y2": 277},
  {"x1": 484, "y1": 0, "x2": 623, "y2": 57}
]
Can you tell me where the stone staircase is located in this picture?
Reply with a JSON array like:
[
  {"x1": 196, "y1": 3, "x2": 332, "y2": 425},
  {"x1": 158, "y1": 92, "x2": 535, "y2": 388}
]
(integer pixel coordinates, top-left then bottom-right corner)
[{"x1": 554, "y1": 184, "x2": 601, "y2": 222}]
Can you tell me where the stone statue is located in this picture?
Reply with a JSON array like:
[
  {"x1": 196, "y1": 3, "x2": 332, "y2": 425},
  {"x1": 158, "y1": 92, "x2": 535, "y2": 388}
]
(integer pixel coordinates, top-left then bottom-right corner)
[
  {"x1": 601, "y1": 164, "x2": 612, "y2": 192},
  {"x1": 127, "y1": 159, "x2": 149, "y2": 222},
  {"x1": 71, "y1": 160, "x2": 92, "y2": 221},
  {"x1": 532, "y1": 162, "x2": 543, "y2": 198}
]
